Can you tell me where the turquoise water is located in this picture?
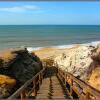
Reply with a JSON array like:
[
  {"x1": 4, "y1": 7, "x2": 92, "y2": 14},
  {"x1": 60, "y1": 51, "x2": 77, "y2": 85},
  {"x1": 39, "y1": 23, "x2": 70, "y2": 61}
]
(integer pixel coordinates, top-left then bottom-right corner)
[{"x1": 0, "y1": 25, "x2": 100, "y2": 49}]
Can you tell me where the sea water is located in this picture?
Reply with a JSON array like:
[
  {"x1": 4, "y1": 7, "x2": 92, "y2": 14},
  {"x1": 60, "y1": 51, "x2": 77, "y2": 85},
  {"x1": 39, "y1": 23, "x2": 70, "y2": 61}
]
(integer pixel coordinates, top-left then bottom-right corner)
[{"x1": 0, "y1": 25, "x2": 100, "y2": 50}]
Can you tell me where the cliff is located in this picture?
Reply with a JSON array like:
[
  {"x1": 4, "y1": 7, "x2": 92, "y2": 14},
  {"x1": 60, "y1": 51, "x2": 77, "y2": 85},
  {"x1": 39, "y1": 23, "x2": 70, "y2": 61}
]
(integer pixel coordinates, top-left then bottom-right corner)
[
  {"x1": 54, "y1": 46, "x2": 93, "y2": 79},
  {"x1": 53, "y1": 45, "x2": 100, "y2": 91},
  {"x1": 0, "y1": 49, "x2": 42, "y2": 98}
]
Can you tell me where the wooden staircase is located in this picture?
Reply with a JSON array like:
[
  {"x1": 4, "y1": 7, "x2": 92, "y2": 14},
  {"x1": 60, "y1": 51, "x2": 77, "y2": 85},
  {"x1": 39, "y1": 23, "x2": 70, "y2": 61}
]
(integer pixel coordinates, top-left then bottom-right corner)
[
  {"x1": 7, "y1": 66, "x2": 100, "y2": 100},
  {"x1": 36, "y1": 66, "x2": 69, "y2": 99},
  {"x1": 36, "y1": 75, "x2": 68, "y2": 99}
]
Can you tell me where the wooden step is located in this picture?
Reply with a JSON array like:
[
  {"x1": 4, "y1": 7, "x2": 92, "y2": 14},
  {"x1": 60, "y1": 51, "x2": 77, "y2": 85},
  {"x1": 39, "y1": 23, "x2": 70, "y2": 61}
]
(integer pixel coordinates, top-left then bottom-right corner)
[{"x1": 36, "y1": 75, "x2": 68, "y2": 99}]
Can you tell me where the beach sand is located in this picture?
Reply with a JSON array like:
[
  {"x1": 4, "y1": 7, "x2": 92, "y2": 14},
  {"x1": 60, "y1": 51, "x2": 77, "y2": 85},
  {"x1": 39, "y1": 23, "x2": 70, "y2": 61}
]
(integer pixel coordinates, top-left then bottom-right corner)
[
  {"x1": 0, "y1": 50, "x2": 16, "y2": 62},
  {"x1": 33, "y1": 45, "x2": 80, "y2": 59},
  {"x1": 33, "y1": 47, "x2": 59, "y2": 59}
]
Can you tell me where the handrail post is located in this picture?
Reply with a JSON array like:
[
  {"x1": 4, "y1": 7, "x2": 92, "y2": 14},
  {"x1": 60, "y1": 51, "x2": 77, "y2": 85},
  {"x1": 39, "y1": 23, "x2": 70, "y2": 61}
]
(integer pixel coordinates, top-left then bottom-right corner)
[
  {"x1": 85, "y1": 92, "x2": 89, "y2": 100},
  {"x1": 83, "y1": 87, "x2": 90, "y2": 100},
  {"x1": 31, "y1": 79, "x2": 36, "y2": 97},
  {"x1": 20, "y1": 90, "x2": 26, "y2": 100},
  {"x1": 84, "y1": 89, "x2": 89, "y2": 100}
]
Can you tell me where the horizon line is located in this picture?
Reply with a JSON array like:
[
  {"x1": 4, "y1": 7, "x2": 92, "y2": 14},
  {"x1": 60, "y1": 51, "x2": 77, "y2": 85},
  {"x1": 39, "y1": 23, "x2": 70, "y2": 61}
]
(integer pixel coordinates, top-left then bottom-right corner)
[{"x1": 0, "y1": 24, "x2": 100, "y2": 25}]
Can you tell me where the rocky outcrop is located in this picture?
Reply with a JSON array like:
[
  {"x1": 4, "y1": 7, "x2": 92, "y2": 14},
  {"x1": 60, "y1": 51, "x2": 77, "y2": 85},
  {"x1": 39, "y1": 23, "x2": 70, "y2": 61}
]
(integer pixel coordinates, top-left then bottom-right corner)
[
  {"x1": 54, "y1": 46, "x2": 94, "y2": 80},
  {"x1": 8, "y1": 50, "x2": 42, "y2": 85},
  {"x1": 0, "y1": 49, "x2": 43, "y2": 98},
  {"x1": 53, "y1": 45, "x2": 100, "y2": 91}
]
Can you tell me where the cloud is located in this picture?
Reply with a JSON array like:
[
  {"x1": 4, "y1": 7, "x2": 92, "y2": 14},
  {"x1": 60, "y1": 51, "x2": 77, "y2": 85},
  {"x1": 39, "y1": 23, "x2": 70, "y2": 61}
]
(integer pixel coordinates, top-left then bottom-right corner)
[{"x1": 0, "y1": 5, "x2": 40, "y2": 12}]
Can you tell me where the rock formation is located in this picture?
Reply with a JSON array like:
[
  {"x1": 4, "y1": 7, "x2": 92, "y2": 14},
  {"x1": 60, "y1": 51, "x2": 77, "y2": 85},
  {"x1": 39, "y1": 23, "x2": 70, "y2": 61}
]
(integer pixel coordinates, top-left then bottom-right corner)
[
  {"x1": 53, "y1": 45, "x2": 100, "y2": 91},
  {"x1": 54, "y1": 46, "x2": 94, "y2": 79},
  {"x1": 0, "y1": 49, "x2": 43, "y2": 98}
]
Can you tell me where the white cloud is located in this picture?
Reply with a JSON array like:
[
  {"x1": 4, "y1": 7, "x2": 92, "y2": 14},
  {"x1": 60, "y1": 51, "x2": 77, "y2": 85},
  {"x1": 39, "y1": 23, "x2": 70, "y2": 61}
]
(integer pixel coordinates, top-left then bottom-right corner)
[{"x1": 0, "y1": 5, "x2": 40, "y2": 12}]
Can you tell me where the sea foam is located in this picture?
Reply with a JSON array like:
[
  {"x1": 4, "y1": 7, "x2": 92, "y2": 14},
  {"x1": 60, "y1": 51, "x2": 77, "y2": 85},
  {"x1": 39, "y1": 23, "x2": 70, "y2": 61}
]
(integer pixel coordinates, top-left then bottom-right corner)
[{"x1": 26, "y1": 41, "x2": 100, "y2": 53}]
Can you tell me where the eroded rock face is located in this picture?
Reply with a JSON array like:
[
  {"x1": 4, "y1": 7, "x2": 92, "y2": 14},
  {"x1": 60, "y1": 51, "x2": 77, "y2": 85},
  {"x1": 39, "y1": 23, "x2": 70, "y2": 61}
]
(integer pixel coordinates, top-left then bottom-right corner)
[
  {"x1": 88, "y1": 67, "x2": 100, "y2": 91},
  {"x1": 53, "y1": 45, "x2": 100, "y2": 91},
  {"x1": 54, "y1": 46, "x2": 94, "y2": 80},
  {"x1": 0, "y1": 49, "x2": 43, "y2": 98}
]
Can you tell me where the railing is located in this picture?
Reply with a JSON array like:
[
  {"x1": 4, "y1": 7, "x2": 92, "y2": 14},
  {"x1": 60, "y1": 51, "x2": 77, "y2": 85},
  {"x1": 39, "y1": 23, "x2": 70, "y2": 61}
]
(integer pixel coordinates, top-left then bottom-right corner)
[
  {"x1": 57, "y1": 67, "x2": 100, "y2": 100},
  {"x1": 7, "y1": 68, "x2": 46, "y2": 100},
  {"x1": 7, "y1": 66, "x2": 100, "y2": 100}
]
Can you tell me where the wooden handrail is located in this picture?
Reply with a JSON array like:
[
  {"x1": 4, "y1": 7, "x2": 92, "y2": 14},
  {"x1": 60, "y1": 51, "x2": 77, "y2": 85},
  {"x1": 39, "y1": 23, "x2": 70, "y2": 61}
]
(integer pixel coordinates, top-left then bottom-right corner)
[
  {"x1": 7, "y1": 68, "x2": 45, "y2": 100},
  {"x1": 7, "y1": 66, "x2": 100, "y2": 100},
  {"x1": 57, "y1": 67, "x2": 100, "y2": 100}
]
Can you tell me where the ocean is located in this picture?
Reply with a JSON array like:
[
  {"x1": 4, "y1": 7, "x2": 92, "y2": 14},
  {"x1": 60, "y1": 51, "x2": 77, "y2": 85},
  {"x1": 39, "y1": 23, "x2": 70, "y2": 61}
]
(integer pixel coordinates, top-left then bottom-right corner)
[{"x1": 0, "y1": 25, "x2": 100, "y2": 50}]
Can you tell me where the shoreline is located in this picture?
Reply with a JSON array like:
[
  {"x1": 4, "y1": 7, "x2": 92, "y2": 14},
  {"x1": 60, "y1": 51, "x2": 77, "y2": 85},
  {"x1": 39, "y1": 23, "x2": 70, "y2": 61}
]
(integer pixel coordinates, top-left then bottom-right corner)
[
  {"x1": 27, "y1": 40, "x2": 100, "y2": 52},
  {"x1": 0, "y1": 40, "x2": 100, "y2": 60},
  {"x1": 26, "y1": 41, "x2": 100, "y2": 59},
  {"x1": 0, "y1": 40, "x2": 100, "y2": 51}
]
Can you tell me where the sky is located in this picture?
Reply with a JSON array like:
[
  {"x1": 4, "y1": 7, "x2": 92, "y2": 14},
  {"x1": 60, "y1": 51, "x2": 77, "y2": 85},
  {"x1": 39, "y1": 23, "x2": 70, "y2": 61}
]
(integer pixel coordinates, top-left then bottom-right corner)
[{"x1": 0, "y1": 2, "x2": 100, "y2": 25}]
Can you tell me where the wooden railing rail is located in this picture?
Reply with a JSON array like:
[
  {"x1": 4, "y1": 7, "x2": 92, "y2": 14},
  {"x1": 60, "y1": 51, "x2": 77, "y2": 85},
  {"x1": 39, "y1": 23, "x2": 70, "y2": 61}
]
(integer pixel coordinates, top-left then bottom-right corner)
[
  {"x1": 7, "y1": 66, "x2": 100, "y2": 100},
  {"x1": 57, "y1": 67, "x2": 100, "y2": 100},
  {"x1": 7, "y1": 68, "x2": 46, "y2": 100}
]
